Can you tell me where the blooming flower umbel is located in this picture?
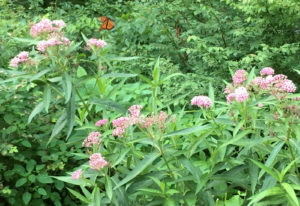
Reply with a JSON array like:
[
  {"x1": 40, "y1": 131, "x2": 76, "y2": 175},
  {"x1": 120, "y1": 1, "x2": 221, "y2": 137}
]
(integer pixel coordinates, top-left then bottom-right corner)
[
  {"x1": 260, "y1": 67, "x2": 274, "y2": 76},
  {"x1": 9, "y1": 51, "x2": 29, "y2": 68},
  {"x1": 82, "y1": 131, "x2": 102, "y2": 148},
  {"x1": 232, "y1": 70, "x2": 247, "y2": 86},
  {"x1": 95, "y1": 119, "x2": 108, "y2": 127},
  {"x1": 234, "y1": 87, "x2": 249, "y2": 102},
  {"x1": 191, "y1": 96, "x2": 212, "y2": 109},
  {"x1": 89, "y1": 153, "x2": 109, "y2": 170},
  {"x1": 71, "y1": 169, "x2": 82, "y2": 180},
  {"x1": 86, "y1": 38, "x2": 107, "y2": 50}
]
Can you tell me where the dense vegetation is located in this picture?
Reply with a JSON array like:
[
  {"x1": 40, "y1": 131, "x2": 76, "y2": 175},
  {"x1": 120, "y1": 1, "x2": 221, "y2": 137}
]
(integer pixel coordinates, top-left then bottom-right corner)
[{"x1": 1, "y1": 0, "x2": 300, "y2": 205}]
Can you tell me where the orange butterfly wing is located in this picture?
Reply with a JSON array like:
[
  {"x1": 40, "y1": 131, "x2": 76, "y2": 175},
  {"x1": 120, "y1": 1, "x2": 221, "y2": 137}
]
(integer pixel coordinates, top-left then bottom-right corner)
[{"x1": 99, "y1": 16, "x2": 114, "y2": 31}]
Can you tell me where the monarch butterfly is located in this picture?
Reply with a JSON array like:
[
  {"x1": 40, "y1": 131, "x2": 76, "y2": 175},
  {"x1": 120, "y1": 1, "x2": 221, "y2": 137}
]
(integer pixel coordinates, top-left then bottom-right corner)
[{"x1": 99, "y1": 16, "x2": 115, "y2": 31}]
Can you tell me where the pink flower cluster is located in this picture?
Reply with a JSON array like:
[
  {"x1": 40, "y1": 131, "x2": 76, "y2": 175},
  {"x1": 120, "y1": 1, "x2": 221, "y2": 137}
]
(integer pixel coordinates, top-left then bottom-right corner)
[
  {"x1": 234, "y1": 87, "x2": 249, "y2": 102},
  {"x1": 252, "y1": 70, "x2": 296, "y2": 93},
  {"x1": 128, "y1": 105, "x2": 143, "y2": 124},
  {"x1": 95, "y1": 119, "x2": 108, "y2": 127},
  {"x1": 225, "y1": 86, "x2": 250, "y2": 104},
  {"x1": 111, "y1": 105, "x2": 170, "y2": 136},
  {"x1": 37, "y1": 36, "x2": 70, "y2": 52},
  {"x1": 140, "y1": 111, "x2": 169, "y2": 129},
  {"x1": 30, "y1": 19, "x2": 66, "y2": 38},
  {"x1": 82, "y1": 131, "x2": 102, "y2": 147},
  {"x1": 86, "y1": 38, "x2": 107, "y2": 50},
  {"x1": 89, "y1": 153, "x2": 109, "y2": 170},
  {"x1": 260, "y1": 67, "x2": 274, "y2": 76},
  {"x1": 9, "y1": 51, "x2": 29, "y2": 68},
  {"x1": 191, "y1": 96, "x2": 212, "y2": 109},
  {"x1": 112, "y1": 117, "x2": 131, "y2": 137},
  {"x1": 225, "y1": 67, "x2": 296, "y2": 104},
  {"x1": 232, "y1": 70, "x2": 247, "y2": 86},
  {"x1": 71, "y1": 169, "x2": 82, "y2": 180}
]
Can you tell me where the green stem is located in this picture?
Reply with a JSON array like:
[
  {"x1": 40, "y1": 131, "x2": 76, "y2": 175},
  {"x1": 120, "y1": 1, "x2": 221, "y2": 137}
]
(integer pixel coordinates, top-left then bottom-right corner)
[
  {"x1": 74, "y1": 86, "x2": 93, "y2": 120},
  {"x1": 158, "y1": 141, "x2": 188, "y2": 206},
  {"x1": 286, "y1": 126, "x2": 299, "y2": 178}
]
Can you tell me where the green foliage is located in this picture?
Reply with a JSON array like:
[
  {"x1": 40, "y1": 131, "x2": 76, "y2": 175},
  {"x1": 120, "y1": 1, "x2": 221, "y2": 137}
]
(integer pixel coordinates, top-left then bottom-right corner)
[{"x1": 1, "y1": 0, "x2": 300, "y2": 205}]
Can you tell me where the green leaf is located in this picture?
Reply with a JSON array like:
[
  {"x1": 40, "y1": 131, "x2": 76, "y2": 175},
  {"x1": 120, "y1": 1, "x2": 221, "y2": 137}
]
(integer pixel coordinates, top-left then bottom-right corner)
[
  {"x1": 43, "y1": 84, "x2": 51, "y2": 113},
  {"x1": 113, "y1": 152, "x2": 159, "y2": 190},
  {"x1": 13, "y1": 37, "x2": 39, "y2": 45},
  {"x1": 249, "y1": 160, "x2": 259, "y2": 194},
  {"x1": 105, "y1": 176, "x2": 113, "y2": 200},
  {"x1": 91, "y1": 187, "x2": 101, "y2": 206},
  {"x1": 248, "y1": 187, "x2": 283, "y2": 205},
  {"x1": 16, "y1": 178, "x2": 27, "y2": 187},
  {"x1": 37, "y1": 188, "x2": 47, "y2": 196},
  {"x1": 153, "y1": 58, "x2": 160, "y2": 84},
  {"x1": 281, "y1": 158, "x2": 299, "y2": 180},
  {"x1": 21, "y1": 140, "x2": 32, "y2": 148},
  {"x1": 137, "y1": 73, "x2": 154, "y2": 86},
  {"x1": 138, "y1": 188, "x2": 163, "y2": 197},
  {"x1": 233, "y1": 120, "x2": 245, "y2": 137},
  {"x1": 37, "y1": 175, "x2": 53, "y2": 183},
  {"x1": 52, "y1": 176, "x2": 89, "y2": 186},
  {"x1": 48, "y1": 111, "x2": 67, "y2": 145},
  {"x1": 282, "y1": 183, "x2": 299, "y2": 206},
  {"x1": 246, "y1": 67, "x2": 255, "y2": 85},
  {"x1": 102, "y1": 73, "x2": 137, "y2": 78},
  {"x1": 91, "y1": 99, "x2": 127, "y2": 113},
  {"x1": 62, "y1": 72, "x2": 72, "y2": 103},
  {"x1": 180, "y1": 158, "x2": 202, "y2": 194},
  {"x1": 22, "y1": 192, "x2": 32, "y2": 205},
  {"x1": 111, "y1": 148, "x2": 131, "y2": 167},
  {"x1": 225, "y1": 195, "x2": 243, "y2": 206},
  {"x1": 29, "y1": 68, "x2": 51, "y2": 82},
  {"x1": 77, "y1": 66, "x2": 87, "y2": 78},
  {"x1": 159, "y1": 73, "x2": 185, "y2": 85},
  {"x1": 108, "y1": 56, "x2": 140, "y2": 61},
  {"x1": 220, "y1": 129, "x2": 252, "y2": 149},
  {"x1": 28, "y1": 102, "x2": 44, "y2": 123},
  {"x1": 164, "y1": 124, "x2": 212, "y2": 137},
  {"x1": 67, "y1": 188, "x2": 90, "y2": 204},
  {"x1": 250, "y1": 159, "x2": 280, "y2": 182},
  {"x1": 163, "y1": 198, "x2": 177, "y2": 206},
  {"x1": 66, "y1": 89, "x2": 76, "y2": 139},
  {"x1": 28, "y1": 174, "x2": 36, "y2": 183},
  {"x1": 258, "y1": 141, "x2": 284, "y2": 180},
  {"x1": 26, "y1": 160, "x2": 36, "y2": 173}
]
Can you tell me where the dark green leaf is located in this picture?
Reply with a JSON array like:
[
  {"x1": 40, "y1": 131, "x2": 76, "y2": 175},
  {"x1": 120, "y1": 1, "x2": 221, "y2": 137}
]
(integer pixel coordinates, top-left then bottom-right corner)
[
  {"x1": 22, "y1": 192, "x2": 32, "y2": 205},
  {"x1": 113, "y1": 152, "x2": 159, "y2": 189}
]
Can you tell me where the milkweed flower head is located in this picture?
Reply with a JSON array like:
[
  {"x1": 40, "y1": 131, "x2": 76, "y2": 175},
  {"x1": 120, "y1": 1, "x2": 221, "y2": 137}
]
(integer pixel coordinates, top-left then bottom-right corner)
[
  {"x1": 36, "y1": 36, "x2": 70, "y2": 52},
  {"x1": 86, "y1": 38, "x2": 107, "y2": 50},
  {"x1": 82, "y1": 131, "x2": 102, "y2": 147},
  {"x1": 89, "y1": 153, "x2": 109, "y2": 170},
  {"x1": 224, "y1": 84, "x2": 234, "y2": 94},
  {"x1": 95, "y1": 119, "x2": 108, "y2": 127},
  {"x1": 258, "y1": 103, "x2": 263, "y2": 108},
  {"x1": 9, "y1": 51, "x2": 29, "y2": 68},
  {"x1": 30, "y1": 19, "x2": 66, "y2": 38},
  {"x1": 71, "y1": 169, "x2": 82, "y2": 180},
  {"x1": 226, "y1": 93, "x2": 236, "y2": 104},
  {"x1": 191, "y1": 96, "x2": 212, "y2": 109},
  {"x1": 234, "y1": 87, "x2": 249, "y2": 102},
  {"x1": 232, "y1": 70, "x2": 247, "y2": 86},
  {"x1": 260, "y1": 67, "x2": 274, "y2": 76},
  {"x1": 30, "y1": 19, "x2": 53, "y2": 37},
  {"x1": 128, "y1": 105, "x2": 143, "y2": 124},
  {"x1": 112, "y1": 117, "x2": 130, "y2": 137},
  {"x1": 52, "y1": 20, "x2": 66, "y2": 29},
  {"x1": 280, "y1": 80, "x2": 296, "y2": 93}
]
